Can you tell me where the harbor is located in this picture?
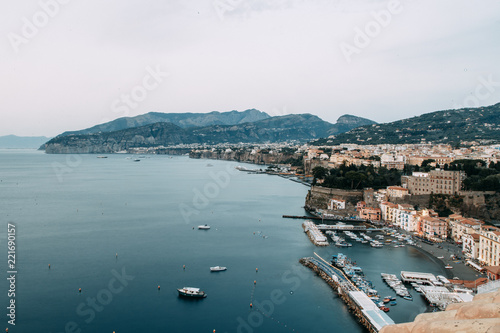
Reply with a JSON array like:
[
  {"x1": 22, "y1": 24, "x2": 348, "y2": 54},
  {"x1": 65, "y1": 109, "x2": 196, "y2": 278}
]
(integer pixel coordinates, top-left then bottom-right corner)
[{"x1": 301, "y1": 253, "x2": 395, "y2": 332}]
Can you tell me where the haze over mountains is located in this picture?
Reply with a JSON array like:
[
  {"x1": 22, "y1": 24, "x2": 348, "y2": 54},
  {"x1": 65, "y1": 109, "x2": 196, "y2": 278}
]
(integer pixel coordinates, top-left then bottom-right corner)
[{"x1": 0, "y1": 135, "x2": 51, "y2": 149}]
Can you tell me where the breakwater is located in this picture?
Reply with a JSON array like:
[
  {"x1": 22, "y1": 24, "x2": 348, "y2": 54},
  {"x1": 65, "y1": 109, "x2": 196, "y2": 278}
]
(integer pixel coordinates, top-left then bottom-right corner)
[{"x1": 300, "y1": 254, "x2": 395, "y2": 332}]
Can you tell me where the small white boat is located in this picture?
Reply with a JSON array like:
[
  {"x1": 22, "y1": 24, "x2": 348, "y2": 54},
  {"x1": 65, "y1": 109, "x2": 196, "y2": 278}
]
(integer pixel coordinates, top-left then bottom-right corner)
[
  {"x1": 210, "y1": 266, "x2": 227, "y2": 272},
  {"x1": 177, "y1": 287, "x2": 207, "y2": 298},
  {"x1": 198, "y1": 224, "x2": 210, "y2": 230},
  {"x1": 445, "y1": 265, "x2": 453, "y2": 269}
]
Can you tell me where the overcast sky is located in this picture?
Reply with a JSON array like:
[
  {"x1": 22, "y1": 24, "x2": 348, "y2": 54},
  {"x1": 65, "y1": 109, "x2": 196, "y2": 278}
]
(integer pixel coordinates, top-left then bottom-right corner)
[{"x1": 2, "y1": 0, "x2": 499, "y2": 137}]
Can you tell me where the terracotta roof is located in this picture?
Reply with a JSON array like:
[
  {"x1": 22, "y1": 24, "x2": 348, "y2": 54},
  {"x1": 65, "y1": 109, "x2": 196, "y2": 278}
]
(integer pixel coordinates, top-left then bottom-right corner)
[{"x1": 486, "y1": 266, "x2": 500, "y2": 275}]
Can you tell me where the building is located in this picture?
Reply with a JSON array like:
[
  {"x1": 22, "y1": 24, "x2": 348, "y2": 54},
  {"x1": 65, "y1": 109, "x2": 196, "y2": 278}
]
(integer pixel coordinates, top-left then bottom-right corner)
[
  {"x1": 387, "y1": 186, "x2": 409, "y2": 199},
  {"x1": 328, "y1": 198, "x2": 346, "y2": 210},
  {"x1": 359, "y1": 207, "x2": 381, "y2": 221},
  {"x1": 403, "y1": 169, "x2": 466, "y2": 195},
  {"x1": 450, "y1": 218, "x2": 483, "y2": 243},
  {"x1": 462, "y1": 233, "x2": 481, "y2": 259},
  {"x1": 380, "y1": 154, "x2": 405, "y2": 170},
  {"x1": 421, "y1": 217, "x2": 447, "y2": 241},
  {"x1": 478, "y1": 226, "x2": 500, "y2": 267},
  {"x1": 485, "y1": 266, "x2": 500, "y2": 281},
  {"x1": 380, "y1": 202, "x2": 398, "y2": 224}
]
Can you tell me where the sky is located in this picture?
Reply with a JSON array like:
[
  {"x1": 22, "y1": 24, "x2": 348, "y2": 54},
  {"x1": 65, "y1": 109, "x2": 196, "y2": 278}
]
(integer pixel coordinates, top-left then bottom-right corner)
[{"x1": 1, "y1": 0, "x2": 500, "y2": 137}]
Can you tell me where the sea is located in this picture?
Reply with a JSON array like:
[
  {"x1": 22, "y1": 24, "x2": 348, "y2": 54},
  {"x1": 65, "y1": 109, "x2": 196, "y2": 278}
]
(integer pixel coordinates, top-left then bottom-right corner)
[{"x1": 0, "y1": 150, "x2": 450, "y2": 333}]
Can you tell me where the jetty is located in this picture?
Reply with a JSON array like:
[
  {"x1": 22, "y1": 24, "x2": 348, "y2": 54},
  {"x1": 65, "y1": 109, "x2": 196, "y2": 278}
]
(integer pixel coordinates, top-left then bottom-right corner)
[
  {"x1": 283, "y1": 214, "x2": 365, "y2": 223},
  {"x1": 301, "y1": 253, "x2": 395, "y2": 332},
  {"x1": 302, "y1": 221, "x2": 329, "y2": 246}
]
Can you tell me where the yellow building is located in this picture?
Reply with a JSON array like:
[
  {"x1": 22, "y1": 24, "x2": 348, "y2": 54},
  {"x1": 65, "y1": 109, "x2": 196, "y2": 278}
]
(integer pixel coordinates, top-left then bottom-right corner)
[{"x1": 479, "y1": 226, "x2": 500, "y2": 267}]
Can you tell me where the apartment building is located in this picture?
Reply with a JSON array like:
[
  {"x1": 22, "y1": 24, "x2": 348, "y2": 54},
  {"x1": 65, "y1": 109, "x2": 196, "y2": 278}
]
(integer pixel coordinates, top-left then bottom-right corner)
[
  {"x1": 403, "y1": 169, "x2": 466, "y2": 195},
  {"x1": 478, "y1": 226, "x2": 500, "y2": 267}
]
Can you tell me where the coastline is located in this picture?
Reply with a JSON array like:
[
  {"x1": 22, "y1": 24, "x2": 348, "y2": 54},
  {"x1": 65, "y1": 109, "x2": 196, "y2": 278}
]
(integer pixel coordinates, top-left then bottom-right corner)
[{"x1": 410, "y1": 238, "x2": 485, "y2": 282}]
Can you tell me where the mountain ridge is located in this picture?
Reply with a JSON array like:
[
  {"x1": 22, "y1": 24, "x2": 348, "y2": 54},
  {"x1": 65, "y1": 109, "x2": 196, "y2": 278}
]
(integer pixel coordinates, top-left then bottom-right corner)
[
  {"x1": 59, "y1": 109, "x2": 271, "y2": 136},
  {"x1": 44, "y1": 114, "x2": 337, "y2": 153},
  {"x1": 312, "y1": 103, "x2": 500, "y2": 146}
]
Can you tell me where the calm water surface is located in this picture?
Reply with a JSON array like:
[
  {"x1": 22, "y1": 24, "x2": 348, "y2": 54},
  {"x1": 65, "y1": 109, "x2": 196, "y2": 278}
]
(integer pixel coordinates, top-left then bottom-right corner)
[{"x1": 0, "y1": 150, "x2": 448, "y2": 332}]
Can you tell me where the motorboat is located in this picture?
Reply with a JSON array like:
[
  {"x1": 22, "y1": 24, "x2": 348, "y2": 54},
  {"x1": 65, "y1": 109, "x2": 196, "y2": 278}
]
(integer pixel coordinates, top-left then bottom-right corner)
[
  {"x1": 198, "y1": 224, "x2": 210, "y2": 230},
  {"x1": 210, "y1": 266, "x2": 227, "y2": 272},
  {"x1": 177, "y1": 287, "x2": 207, "y2": 298}
]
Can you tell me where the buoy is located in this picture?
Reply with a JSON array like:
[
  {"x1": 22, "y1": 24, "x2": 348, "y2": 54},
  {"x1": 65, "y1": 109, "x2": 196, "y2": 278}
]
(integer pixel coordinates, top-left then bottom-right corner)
[
  {"x1": 158, "y1": 285, "x2": 160, "y2": 290},
  {"x1": 254, "y1": 280, "x2": 256, "y2": 284},
  {"x1": 256, "y1": 268, "x2": 258, "y2": 272},
  {"x1": 116, "y1": 253, "x2": 118, "y2": 258},
  {"x1": 250, "y1": 303, "x2": 253, "y2": 308},
  {"x1": 79, "y1": 288, "x2": 82, "y2": 293},
  {"x1": 183, "y1": 265, "x2": 186, "y2": 269},
  {"x1": 48, "y1": 264, "x2": 50, "y2": 269}
]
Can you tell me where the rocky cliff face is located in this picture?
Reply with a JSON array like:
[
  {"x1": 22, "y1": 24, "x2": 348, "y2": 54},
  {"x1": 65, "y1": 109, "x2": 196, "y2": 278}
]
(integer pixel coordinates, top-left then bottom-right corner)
[{"x1": 189, "y1": 149, "x2": 302, "y2": 165}]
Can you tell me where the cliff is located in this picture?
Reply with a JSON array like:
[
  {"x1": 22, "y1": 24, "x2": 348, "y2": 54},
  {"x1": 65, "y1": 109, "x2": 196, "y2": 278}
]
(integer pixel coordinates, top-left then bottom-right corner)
[{"x1": 380, "y1": 290, "x2": 500, "y2": 333}]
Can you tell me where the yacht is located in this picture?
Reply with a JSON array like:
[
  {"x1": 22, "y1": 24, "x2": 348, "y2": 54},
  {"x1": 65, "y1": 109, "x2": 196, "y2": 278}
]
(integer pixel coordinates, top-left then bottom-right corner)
[
  {"x1": 210, "y1": 266, "x2": 227, "y2": 272},
  {"x1": 177, "y1": 287, "x2": 207, "y2": 298},
  {"x1": 198, "y1": 224, "x2": 210, "y2": 230}
]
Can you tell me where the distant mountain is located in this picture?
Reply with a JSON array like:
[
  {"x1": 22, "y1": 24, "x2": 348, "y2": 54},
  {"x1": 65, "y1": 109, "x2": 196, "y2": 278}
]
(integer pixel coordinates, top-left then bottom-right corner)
[
  {"x1": 312, "y1": 103, "x2": 500, "y2": 145},
  {"x1": 59, "y1": 109, "x2": 270, "y2": 136},
  {"x1": 44, "y1": 114, "x2": 335, "y2": 153},
  {"x1": 327, "y1": 114, "x2": 377, "y2": 136},
  {"x1": 0, "y1": 135, "x2": 51, "y2": 149}
]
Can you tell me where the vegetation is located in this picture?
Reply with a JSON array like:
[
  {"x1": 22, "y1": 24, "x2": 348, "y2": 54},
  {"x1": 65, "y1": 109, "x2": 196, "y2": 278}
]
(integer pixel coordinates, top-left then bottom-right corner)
[
  {"x1": 311, "y1": 103, "x2": 500, "y2": 146},
  {"x1": 449, "y1": 160, "x2": 500, "y2": 191},
  {"x1": 312, "y1": 164, "x2": 401, "y2": 189}
]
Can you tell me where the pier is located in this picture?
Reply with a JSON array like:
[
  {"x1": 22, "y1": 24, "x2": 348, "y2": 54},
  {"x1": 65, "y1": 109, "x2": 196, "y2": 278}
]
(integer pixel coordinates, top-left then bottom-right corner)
[
  {"x1": 301, "y1": 253, "x2": 394, "y2": 333},
  {"x1": 283, "y1": 214, "x2": 365, "y2": 223},
  {"x1": 316, "y1": 224, "x2": 367, "y2": 231},
  {"x1": 302, "y1": 222, "x2": 329, "y2": 246}
]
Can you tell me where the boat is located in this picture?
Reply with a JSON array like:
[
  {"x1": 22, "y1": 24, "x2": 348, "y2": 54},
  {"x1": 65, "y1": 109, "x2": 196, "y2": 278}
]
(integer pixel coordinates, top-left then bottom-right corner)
[
  {"x1": 198, "y1": 224, "x2": 210, "y2": 230},
  {"x1": 380, "y1": 306, "x2": 390, "y2": 312},
  {"x1": 390, "y1": 301, "x2": 397, "y2": 306},
  {"x1": 133, "y1": 159, "x2": 140, "y2": 162},
  {"x1": 210, "y1": 266, "x2": 227, "y2": 272},
  {"x1": 445, "y1": 265, "x2": 453, "y2": 269},
  {"x1": 177, "y1": 287, "x2": 207, "y2": 298},
  {"x1": 437, "y1": 256, "x2": 444, "y2": 259},
  {"x1": 97, "y1": 156, "x2": 108, "y2": 158}
]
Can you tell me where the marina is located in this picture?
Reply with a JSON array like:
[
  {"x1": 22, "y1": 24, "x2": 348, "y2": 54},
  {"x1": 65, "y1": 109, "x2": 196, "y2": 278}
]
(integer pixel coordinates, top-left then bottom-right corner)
[{"x1": 301, "y1": 253, "x2": 395, "y2": 332}]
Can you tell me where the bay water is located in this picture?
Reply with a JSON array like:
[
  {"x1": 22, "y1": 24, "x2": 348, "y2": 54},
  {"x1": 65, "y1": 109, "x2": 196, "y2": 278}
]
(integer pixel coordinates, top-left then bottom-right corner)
[{"x1": 0, "y1": 150, "x2": 448, "y2": 332}]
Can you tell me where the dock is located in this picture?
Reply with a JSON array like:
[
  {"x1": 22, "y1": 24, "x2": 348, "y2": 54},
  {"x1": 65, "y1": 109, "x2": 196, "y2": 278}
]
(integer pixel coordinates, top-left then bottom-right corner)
[
  {"x1": 301, "y1": 253, "x2": 395, "y2": 333},
  {"x1": 283, "y1": 214, "x2": 365, "y2": 223},
  {"x1": 302, "y1": 222, "x2": 329, "y2": 246},
  {"x1": 317, "y1": 224, "x2": 367, "y2": 231}
]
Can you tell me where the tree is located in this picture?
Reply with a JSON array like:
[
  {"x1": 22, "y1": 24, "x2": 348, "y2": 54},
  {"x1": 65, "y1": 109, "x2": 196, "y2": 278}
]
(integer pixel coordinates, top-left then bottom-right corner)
[{"x1": 312, "y1": 166, "x2": 328, "y2": 180}]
